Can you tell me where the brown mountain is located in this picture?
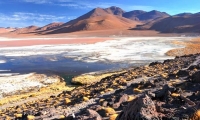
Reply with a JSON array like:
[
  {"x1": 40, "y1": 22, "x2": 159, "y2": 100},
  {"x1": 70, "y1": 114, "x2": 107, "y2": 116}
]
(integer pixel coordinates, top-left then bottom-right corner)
[
  {"x1": 149, "y1": 14, "x2": 200, "y2": 33},
  {"x1": 122, "y1": 10, "x2": 146, "y2": 21},
  {"x1": 37, "y1": 22, "x2": 64, "y2": 31},
  {"x1": 47, "y1": 7, "x2": 140, "y2": 34},
  {"x1": 134, "y1": 17, "x2": 168, "y2": 30},
  {"x1": 135, "y1": 10, "x2": 170, "y2": 21},
  {"x1": 122, "y1": 10, "x2": 170, "y2": 22},
  {"x1": 104, "y1": 6, "x2": 125, "y2": 16},
  {"x1": 174, "y1": 13, "x2": 193, "y2": 17}
]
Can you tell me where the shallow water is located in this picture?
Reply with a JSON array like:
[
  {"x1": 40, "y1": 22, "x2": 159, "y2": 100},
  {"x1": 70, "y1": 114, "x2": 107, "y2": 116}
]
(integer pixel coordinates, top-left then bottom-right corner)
[
  {"x1": 0, "y1": 37, "x2": 192, "y2": 78},
  {"x1": 0, "y1": 54, "x2": 149, "y2": 84}
]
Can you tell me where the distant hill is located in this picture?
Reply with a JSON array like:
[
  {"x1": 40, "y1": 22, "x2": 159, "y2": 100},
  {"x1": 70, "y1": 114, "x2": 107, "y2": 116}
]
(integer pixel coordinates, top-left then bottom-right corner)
[
  {"x1": 149, "y1": 14, "x2": 200, "y2": 33},
  {"x1": 122, "y1": 10, "x2": 170, "y2": 22},
  {"x1": 12, "y1": 26, "x2": 39, "y2": 34},
  {"x1": 134, "y1": 17, "x2": 168, "y2": 30},
  {"x1": 104, "y1": 6, "x2": 125, "y2": 16},
  {"x1": 37, "y1": 22, "x2": 64, "y2": 31},
  {"x1": 135, "y1": 10, "x2": 170, "y2": 21},
  {"x1": 122, "y1": 10, "x2": 146, "y2": 21},
  {"x1": 0, "y1": 27, "x2": 16, "y2": 33},
  {"x1": 174, "y1": 13, "x2": 193, "y2": 17}
]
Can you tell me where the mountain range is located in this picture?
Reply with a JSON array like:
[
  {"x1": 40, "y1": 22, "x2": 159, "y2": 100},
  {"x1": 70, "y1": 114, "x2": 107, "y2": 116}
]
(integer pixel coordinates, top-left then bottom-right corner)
[{"x1": 2, "y1": 6, "x2": 200, "y2": 34}]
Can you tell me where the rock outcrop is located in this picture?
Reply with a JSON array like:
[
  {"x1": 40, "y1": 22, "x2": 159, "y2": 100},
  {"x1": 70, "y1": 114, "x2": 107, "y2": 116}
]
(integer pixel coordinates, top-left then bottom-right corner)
[{"x1": 117, "y1": 94, "x2": 163, "y2": 120}]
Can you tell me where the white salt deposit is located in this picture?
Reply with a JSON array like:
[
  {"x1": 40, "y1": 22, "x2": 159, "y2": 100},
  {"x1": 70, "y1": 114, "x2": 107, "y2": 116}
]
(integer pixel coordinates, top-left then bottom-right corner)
[
  {"x1": 0, "y1": 37, "x2": 192, "y2": 63},
  {"x1": 0, "y1": 37, "x2": 193, "y2": 98},
  {"x1": 0, "y1": 73, "x2": 60, "y2": 98}
]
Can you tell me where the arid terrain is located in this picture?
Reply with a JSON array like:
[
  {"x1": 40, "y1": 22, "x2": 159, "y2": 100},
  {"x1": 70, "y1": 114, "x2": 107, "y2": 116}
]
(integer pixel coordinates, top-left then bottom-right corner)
[
  {"x1": 0, "y1": 5, "x2": 200, "y2": 120},
  {"x1": 0, "y1": 36, "x2": 199, "y2": 119}
]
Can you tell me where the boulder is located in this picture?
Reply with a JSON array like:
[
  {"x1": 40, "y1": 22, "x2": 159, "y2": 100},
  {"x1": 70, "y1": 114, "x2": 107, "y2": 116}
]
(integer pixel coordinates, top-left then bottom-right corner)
[
  {"x1": 191, "y1": 70, "x2": 200, "y2": 83},
  {"x1": 87, "y1": 109, "x2": 102, "y2": 120},
  {"x1": 116, "y1": 94, "x2": 163, "y2": 120}
]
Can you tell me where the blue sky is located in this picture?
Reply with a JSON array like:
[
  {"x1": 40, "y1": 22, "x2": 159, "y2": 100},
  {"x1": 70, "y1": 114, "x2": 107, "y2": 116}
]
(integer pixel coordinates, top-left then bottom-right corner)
[{"x1": 0, "y1": 0, "x2": 200, "y2": 27}]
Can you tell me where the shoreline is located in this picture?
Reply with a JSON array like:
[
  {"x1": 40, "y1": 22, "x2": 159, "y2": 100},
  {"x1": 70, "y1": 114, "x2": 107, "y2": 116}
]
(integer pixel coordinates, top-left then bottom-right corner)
[
  {"x1": 0, "y1": 53, "x2": 199, "y2": 119},
  {"x1": 0, "y1": 37, "x2": 200, "y2": 119}
]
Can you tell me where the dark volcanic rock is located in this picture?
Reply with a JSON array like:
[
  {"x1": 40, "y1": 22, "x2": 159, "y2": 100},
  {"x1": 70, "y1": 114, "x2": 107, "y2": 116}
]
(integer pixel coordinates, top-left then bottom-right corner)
[
  {"x1": 177, "y1": 70, "x2": 189, "y2": 77},
  {"x1": 116, "y1": 94, "x2": 163, "y2": 120},
  {"x1": 191, "y1": 70, "x2": 200, "y2": 83}
]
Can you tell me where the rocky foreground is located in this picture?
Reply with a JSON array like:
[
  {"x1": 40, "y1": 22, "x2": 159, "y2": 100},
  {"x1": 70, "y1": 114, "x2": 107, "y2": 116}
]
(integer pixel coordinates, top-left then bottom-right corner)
[{"x1": 0, "y1": 54, "x2": 200, "y2": 120}]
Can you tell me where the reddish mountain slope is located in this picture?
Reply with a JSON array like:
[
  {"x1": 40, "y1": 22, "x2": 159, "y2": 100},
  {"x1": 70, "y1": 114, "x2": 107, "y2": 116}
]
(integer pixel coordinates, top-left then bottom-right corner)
[
  {"x1": 0, "y1": 28, "x2": 15, "y2": 33},
  {"x1": 47, "y1": 8, "x2": 140, "y2": 34},
  {"x1": 134, "y1": 17, "x2": 169, "y2": 30},
  {"x1": 37, "y1": 22, "x2": 64, "y2": 31}
]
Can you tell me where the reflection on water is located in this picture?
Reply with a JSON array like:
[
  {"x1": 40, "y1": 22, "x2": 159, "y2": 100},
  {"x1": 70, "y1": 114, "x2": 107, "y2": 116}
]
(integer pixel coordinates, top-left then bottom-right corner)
[
  {"x1": 0, "y1": 54, "x2": 150, "y2": 79},
  {"x1": 0, "y1": 37, "x2": 190, "y2": 80}
]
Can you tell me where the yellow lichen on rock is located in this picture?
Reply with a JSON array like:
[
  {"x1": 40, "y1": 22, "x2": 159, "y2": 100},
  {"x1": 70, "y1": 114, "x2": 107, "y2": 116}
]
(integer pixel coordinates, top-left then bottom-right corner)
[
  {"x1": 133, "y1": 88, "x2": 143, "y2": 93},
  {"x1": 161, "y1": 73, "x2": 168, "y2": 78},
  {"x1": 106, "y1": 88, "x2": 114, "y2": 92},
  {"x1": 105, "y1": 107, "x2": 116, "y2": 115},
  {"x1": 109, "y1": 114, "x2": 118, "y2": 120},
  {"x1": 171, "y1": 93, "x2": 180, "y2": 97},
  {"x1": 27, "y1": 115, "x2": 35, "y2": 120},
  {"x1": 60, "y1": 115, "x2": 65, "y2": 119},
  {"x1": 65, "y1": 98, "x2": 71, "y2": 104},
  {"x1": 128, "y1": 95, "x2": 136, "y2": 102},
  {"x1": 6, "y1": 116, "x2": 11, "y2": 120},
  {"x1": 72, "y1": 71, "x2": 125, "y2": 85},
  {"x1": 0, "y1": 81, "x2": 74, "y2": 106},
  {"x1": 15, "y1": 114, "x2": 22, "y2": 118},
  {"x1": 191, "y1": 110, "x2": 200, "y2": 120},
  {"x1": 83, "y1": 97, "x2": 89, "y2": 102}
]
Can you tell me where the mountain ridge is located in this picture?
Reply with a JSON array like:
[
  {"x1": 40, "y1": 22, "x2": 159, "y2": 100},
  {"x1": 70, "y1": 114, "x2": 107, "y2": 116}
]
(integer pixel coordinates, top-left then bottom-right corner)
[{"x1": 1, "y1": 6, "x2": 200, "y2": 34}]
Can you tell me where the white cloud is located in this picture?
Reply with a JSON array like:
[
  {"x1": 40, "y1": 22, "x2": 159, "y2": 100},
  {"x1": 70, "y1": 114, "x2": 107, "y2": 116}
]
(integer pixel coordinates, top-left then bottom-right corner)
[
  {"x1": 20, "y1": 0, "x2": 155, "y2": 11},
  {"x1": 0, "y1": 12, "x2": 67, "y2": 21},
  {"x1": 22, "y1": 0, "x2": 52, "y2": 4},
  {"x1": 0, "y1": 12, "x2": 75, "y2": 27},
  {"x1": 21, "y1": 0, "x2": 73, "y2": 4}
]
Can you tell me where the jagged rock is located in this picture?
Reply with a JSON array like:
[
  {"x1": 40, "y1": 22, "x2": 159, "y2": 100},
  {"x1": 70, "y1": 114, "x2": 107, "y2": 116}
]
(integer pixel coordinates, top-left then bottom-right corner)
[
  {"x1": 116, "y1": 94, "x2": 163, "y2": 120},
  {"x1": 113, "y1": 94, "x2": 128, "y2": 109},
  {"x1": 87, "y1": 109, "x2": 102, "y2": 120},
  {"x1": 154, "y1": 84, "x2": 176, "y2": 98},
  {"x1": 177, "y1": 70, "x2": 189, "y2": 77},
  {"x1": 191, "y1": 70, "x2": 200, "y2": 83}
]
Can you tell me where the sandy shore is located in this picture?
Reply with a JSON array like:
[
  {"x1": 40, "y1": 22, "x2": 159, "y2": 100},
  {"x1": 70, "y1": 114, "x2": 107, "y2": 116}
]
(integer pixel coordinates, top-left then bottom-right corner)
[{"x1": 166, "y1": 38, "x2": 200, "y2": 56}]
